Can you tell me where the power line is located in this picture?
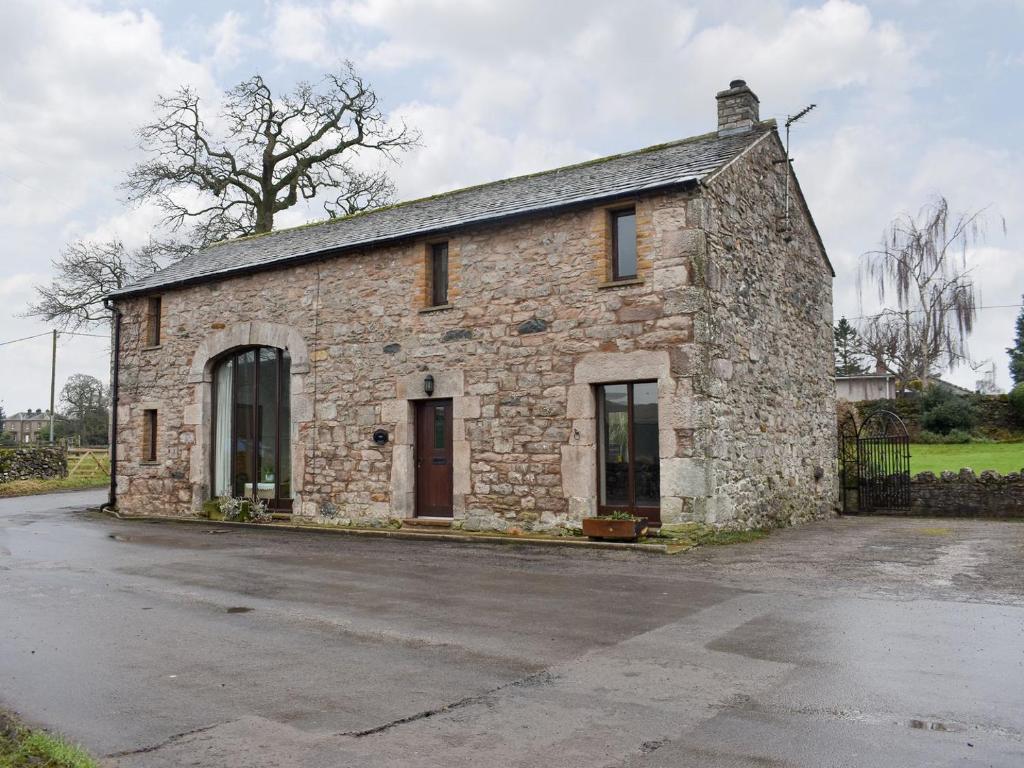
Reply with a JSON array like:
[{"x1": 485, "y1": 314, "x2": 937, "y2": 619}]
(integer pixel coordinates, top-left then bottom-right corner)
[
  {"x1": 0, "y1": 329, "x2": 109, "y2": 348},
  {"x1": 0, "y1": 331, "x2": 52, "y2": 348},
  {"x1": 843, "y1": 303, "x2": 1023, "y2": 322}
]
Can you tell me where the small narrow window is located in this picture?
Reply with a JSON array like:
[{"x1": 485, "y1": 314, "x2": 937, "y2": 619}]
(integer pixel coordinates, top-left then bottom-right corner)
[
  {"x1": 429, "y1": 242, "x2": 449, "y2": 306},
  {"x1": 142, "y1": 409, "x2": 157, "y2": 462},
  {"x1": 146, "y1": 296, "x2": 162, "y2": 346},
  {"x1": 611, "y1": 208, "x2": 637, "y2": 280}
]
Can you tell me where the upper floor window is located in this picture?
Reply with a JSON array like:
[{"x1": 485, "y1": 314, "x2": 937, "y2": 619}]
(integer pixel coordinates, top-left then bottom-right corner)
[
  {"x1": 429, "y1": 242, "x2": 449, "y2": 306},
  {"x1": 145, "y1": 296, "x2": 162, "y2": 346},
  {"x1": 611, "y1": 208, "x2": 637, "y2": 280}
]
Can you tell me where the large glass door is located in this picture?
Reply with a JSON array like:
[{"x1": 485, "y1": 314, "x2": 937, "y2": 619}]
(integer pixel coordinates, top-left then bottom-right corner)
[
  {"x1": 213, "y1": 347, "x2": 291, "y2": 509},
  {"x1": 597, "y1": 382, "x2": 660, "y2": 524}
]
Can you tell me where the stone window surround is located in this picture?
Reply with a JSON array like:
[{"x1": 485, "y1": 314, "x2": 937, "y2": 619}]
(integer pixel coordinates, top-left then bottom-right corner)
[
  {"x1": 183, "y1": 321, "x2": 313, "y2": 512},
  {"x1": 420, "y1": 239, "x2": 461, "y2": 311},
  {"x1": 145, "y1": 295, "x2": 162, "y2": 348},
  {"x1": 384, "y1": 369, "x2": 477, "y2": 520},
  {"x1": 609, "y1": 206, "x2": 638, "y2": 281},
  {"x1": 593, "y1": 197, "x2": 652, "y2": 287},
  {"x1": 126, "y1": 400, "x2": 163, "y2": 465},
  {"x1": 562, "y1": 350, "x2": 701, "y2": 523}
]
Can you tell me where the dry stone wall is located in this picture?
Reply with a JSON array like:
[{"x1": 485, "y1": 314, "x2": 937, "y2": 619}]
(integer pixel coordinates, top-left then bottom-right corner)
[
  {"x1": 910, "y1": 470, "x2": 1024, "y2": 518},
  {"x1": 0, "y1": 446, "x2": 67, "y2": 482}
]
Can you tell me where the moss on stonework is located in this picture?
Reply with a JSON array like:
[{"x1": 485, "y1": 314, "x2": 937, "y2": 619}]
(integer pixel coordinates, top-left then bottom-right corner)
[
  {"x1": 208, "y1": 123, "x2": 777, "y2": 249},
  {"x1": 651, "y1": 523, "x2": 770, "y2": 548}
]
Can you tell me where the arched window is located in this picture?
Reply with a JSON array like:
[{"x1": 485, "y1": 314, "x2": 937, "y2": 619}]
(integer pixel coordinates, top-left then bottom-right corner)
[{"x1": 212, "y1": 347, "x2": 291, "y2": 510}]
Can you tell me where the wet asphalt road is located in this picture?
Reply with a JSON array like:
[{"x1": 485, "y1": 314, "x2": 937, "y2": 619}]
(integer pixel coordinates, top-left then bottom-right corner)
[{"x1": 1, "y1": 492, "x2": 1023, "y2": 767}]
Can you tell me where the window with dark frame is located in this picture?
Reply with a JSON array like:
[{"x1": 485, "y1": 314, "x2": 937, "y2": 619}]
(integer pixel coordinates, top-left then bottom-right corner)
[
  {"x1": 429, "y1": 242, "x2": 449, "y2": 306},
  {"x1": 610, "y1": 208, "x2": 638, "y2": 280},
  {"x1": 211, "y1": 347, "x2": 293, "y2": 510},
  {"x1": 145, "y1": 296, "x2": 162, "y2": 346},
  {"x1": 596, "y1": 382, "x2": 660, "y2": 524},
  {"x1": 142, "y1": 409, "x2": 157, "y2": 462}
]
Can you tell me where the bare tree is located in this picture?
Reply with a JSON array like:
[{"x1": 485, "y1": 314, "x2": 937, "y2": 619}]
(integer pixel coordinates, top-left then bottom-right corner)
[
  {"x1": 857, "y1": 196, "x2": 996, "y2": 388},
  {"x1": 25, "y1": 239, "x2": 188, "y2": 331},
  {"x1": 60, "y1": 373, "x2": 109, "y2": 445},
  {"x1": 123, "y1": 63, "x2": 418, "y2": 245}
]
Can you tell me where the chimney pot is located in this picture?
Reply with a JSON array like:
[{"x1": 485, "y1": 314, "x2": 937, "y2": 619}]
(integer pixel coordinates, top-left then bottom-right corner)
[{"x1": 716, "y1": 79, "x2": 760, "y2": 136}]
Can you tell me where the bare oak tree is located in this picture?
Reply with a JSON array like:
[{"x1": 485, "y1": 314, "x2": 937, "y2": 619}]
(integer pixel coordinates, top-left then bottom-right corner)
[
  {"x1": 59, "y1": 373, "x2": 109, "y2": 445},
  {"x1": 26, "y1": 239, "x2": 189, "y2": 330},
  {"x1": 123, "y1": 63, "x2": 418, "y2": 244},
  {"x1": 857, "y1": 196, "x2": 996, "y2": 388}
]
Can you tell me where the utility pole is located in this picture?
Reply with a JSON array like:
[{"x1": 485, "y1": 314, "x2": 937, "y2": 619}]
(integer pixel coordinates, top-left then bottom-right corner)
[{"x1": 49, "y1": 329, "x2": 56, "y2": 444}]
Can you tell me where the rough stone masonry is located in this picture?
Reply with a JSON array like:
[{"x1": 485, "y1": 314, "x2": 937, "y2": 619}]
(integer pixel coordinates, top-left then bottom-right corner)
[{"x1": 109, "y1": 81, "x2": 837, "y2": 532}]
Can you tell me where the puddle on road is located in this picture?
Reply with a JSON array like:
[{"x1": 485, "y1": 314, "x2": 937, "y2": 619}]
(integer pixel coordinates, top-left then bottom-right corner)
[
  {"x1": 226, "y1": 606, "x2": 253, "y2": 614},
  {"x1": 108, "y1": 534, "x2": 131, "y2": 542}
]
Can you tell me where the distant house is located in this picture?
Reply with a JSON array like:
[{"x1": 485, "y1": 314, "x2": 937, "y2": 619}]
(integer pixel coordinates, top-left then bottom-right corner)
[
  {"x1": 6, "y1": 410, "x2": 51, "y2": 443},
  {"x1": 836, "y1": 373, "x2": 973, "y2": 402},
  {"x1": 835, "y1": 374, "x2": 897, "y2": 402},
  {"x1": 107, "y1": 79, "x2": 836, "y2": 531}
]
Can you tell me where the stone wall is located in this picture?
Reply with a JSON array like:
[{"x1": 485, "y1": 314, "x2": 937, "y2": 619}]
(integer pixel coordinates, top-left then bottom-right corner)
[
  {"x1": 910, "y1": 470, "x2": 1024, "y2": 518},
  {"x1": 0, "y1": 446, "x2": 67, "y2": 482},
  {"x1": 698, "y1": 131, "x2": 837, "y2": 527},
  {"x1": 112, "y1": 130, "x2": 836, "y2": 531}
]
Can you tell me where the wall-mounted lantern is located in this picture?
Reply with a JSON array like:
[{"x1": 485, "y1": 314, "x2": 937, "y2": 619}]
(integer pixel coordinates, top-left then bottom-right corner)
[{"x1": 423, "y1": 374, "x2": 435, "y2": 396}]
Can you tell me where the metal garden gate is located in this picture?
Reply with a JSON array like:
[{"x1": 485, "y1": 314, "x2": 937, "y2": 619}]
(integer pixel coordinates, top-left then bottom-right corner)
[{"x1": 838, "y1": 409, "x2": 911, "y2": 514}]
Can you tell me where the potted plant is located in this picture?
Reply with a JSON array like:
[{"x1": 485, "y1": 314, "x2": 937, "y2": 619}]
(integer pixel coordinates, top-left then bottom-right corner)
[{"x1": 582, "y1": 511, "x2": 648, "y2": 541}]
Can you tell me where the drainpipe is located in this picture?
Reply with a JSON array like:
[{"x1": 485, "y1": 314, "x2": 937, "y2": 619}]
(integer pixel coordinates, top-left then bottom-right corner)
[{"x1": 100, "y1": 298, "x2": 121, "y2": 512}]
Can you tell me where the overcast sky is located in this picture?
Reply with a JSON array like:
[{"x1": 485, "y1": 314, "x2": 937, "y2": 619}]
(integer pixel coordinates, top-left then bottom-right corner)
[{"x1": 1, "y1": 0, "x2": 1022, "y2": 414}]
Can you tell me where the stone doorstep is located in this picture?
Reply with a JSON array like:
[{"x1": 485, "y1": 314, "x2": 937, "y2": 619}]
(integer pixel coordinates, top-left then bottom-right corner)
[
  {"x1": 400, "y1": 517, "x2": 453, "y2": 529},
  {"x1": 94, "y1": 509, "x2": 676, "y2": 554}
]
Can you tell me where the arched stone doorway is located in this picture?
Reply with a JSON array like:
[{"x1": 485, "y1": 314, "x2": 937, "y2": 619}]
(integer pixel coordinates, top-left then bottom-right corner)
[
  {"x1": 211, "y1": 346, "x2": 293, "y2": 510},
  {"x1": 185, "y1": 322, "x2": 312, "y2": 513}
]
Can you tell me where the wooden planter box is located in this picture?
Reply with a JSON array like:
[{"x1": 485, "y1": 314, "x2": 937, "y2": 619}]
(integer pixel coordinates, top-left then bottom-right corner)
[{"x1": 582, "y1": 517, "x2": 648, "y2": 542}]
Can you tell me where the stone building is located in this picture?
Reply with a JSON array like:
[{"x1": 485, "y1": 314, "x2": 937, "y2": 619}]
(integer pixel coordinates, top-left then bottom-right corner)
[
  {"x1": 107, "y1": 80, "x2": 836, "y2": 531},
  {"x1": 6, "y1": 410, "x2": 52, "y2": 444}
]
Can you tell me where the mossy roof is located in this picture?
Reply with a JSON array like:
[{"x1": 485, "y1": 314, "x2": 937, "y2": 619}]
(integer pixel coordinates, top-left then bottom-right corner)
[{"x1": 111, "y1": 123, "x2": 772, "y2": 298}]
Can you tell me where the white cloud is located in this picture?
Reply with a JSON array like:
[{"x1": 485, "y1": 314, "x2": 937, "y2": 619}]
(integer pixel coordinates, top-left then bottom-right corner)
[
  {"x1": 0, "y1": 0, "x2": 219, "y2": 410},
  {"x1": 207, "y1": 10, "x2": 250, "y2": 68},
  {"x1": 1, "y1": 0, "x2": 1019, "y2": 404},
  {"x1": 0, "y1": 1, "x2": 217, "y2": 232}
]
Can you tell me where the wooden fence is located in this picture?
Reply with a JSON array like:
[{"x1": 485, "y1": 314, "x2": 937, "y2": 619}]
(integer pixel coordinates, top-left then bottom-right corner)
[{"x1": 66, "y1": 448, "x2": 110, "y2": 483}]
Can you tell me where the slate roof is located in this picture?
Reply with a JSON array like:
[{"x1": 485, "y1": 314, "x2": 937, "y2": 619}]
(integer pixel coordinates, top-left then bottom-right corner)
[{"x1": 111, "y1": 123, "x2": 773, "y2": 298}]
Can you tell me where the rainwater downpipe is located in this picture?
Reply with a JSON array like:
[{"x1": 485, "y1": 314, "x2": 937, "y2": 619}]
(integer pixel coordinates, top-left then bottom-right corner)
[{"x1": 100, "y1": 298, "x2": 121, "y2": 512}]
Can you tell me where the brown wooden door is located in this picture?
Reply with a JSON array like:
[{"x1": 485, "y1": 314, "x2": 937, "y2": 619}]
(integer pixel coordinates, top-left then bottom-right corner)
[{"x1": 415, "y1": 399, "x2": 453, "y2": 517}]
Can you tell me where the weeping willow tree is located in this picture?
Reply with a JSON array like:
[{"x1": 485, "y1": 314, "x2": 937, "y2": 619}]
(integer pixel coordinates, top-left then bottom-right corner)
[{"x1": 857, "y1": 196, "x2": 999, "y2": 389}]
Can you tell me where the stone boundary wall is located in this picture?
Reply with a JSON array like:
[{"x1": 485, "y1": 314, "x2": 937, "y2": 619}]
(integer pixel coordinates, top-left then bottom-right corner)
[
  {"x1": 910, "y1": 469, "x2": 1024, "y2": 518},
  {"x1": 0, "y1": 446, "x2": 67, "y2": 483}
]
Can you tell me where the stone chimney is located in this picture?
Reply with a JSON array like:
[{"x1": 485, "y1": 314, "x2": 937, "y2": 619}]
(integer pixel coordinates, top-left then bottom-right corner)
[{"x1": 716, "y1": 79, "x2": 760, "y2": 136}]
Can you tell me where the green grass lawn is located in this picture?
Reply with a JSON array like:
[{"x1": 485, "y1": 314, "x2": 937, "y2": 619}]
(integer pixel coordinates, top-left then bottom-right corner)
[
  {"x1": 910, "y1": 442, "x2": 1024, "y2": 475},
  {"x1": 0, "y1": 710, "x2": 97, "y2": 768},
  {"x1": 0, "y1": 476, "x2": 108, "y2": 498}
]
